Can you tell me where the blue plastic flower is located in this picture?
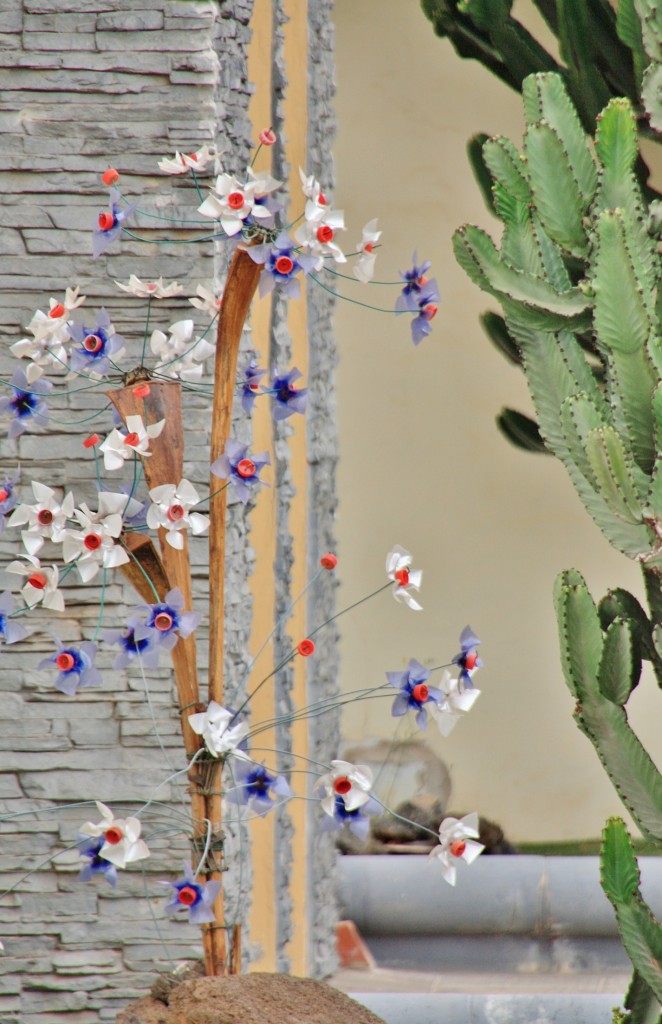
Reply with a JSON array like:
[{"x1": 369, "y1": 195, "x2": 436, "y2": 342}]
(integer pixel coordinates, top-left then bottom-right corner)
[
  {"x1": 38, "y1": 640, "x2": 101, "y2": 696},
  {"x1": 92, "y1": 188, "x2": 136, "y2": 258},
  {"x1": 163, "y1": 861, "x2": 220, "y2": 924},
  {"x1": 386, "y1": 657, "x2": 443, "y2": 728},
  {"x1": 0, "y1": 369, "x2": 52, "y2": 439},
  {"x1": 210, "y1": 438, "x2": 270, "y2": 504},
  {"x1": 103, "y1": 626, "x2": 160, "y2": 670},
  {"x1": 67, "y1": 308, "x2": 125, "y2": 378},
  {"x1": 0, "y1": 592, "x2": 28, "y2": 647},
  {"x1": 225, "y1": 761, "x2": 291, "y2": 817},
  {"x1": 319, "y1": 794, "x2": 381, "y2": 842},
  {"x1": 247, "y1": 231, "x2": 316, "y2": 299},
  {"x1": 0, "y1": 470, "x2": 19, "y2": 532},
  {"x1": 127, "y1": 587, "x2": 201, "y2": 654},
  {"x1": 410, "y1": 278, "x2": 440, "y2": 346},
  {"x1": 77, "y1": 835, "x2": 117, "y2": 887},
  {"x1": 395, "y1": 254, "x2": 433, "y2": 313},
  {"x1": 240, "y1": 358, "x2": 268, "y2": 415},
  {"x1": 452, "y1": 625, "x2": 483, "y2": 690},
  {"x1": 270, "y1": 367, "x2": 308, "y2": 421}
]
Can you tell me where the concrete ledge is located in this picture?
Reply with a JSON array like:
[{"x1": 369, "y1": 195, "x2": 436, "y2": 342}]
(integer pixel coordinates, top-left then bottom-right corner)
[
  {"x1": 351, "y1": 992, "x2": 622, "y2": 1024},
  {"x1": 338, "y1": 855, "x2": 662, "y2": 937}
]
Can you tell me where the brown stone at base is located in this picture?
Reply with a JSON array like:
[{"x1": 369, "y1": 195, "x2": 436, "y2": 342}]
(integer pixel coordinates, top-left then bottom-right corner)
[{"x1": 116, "y1": 973, "x2": 386, "y2": 1024}]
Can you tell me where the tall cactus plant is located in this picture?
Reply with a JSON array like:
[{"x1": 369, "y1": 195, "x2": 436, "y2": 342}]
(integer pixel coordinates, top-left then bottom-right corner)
[{"x1": 452, "y1": 65, "x2": 662, "y2": 1023}]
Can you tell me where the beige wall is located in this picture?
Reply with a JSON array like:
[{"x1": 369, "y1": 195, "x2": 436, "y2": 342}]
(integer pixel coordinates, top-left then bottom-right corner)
[{"x1": 333, "y1": 0, "x2": 660, "y2": 842}]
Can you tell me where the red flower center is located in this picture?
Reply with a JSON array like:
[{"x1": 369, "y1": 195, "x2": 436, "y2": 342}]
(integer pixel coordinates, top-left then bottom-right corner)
[
  {"x1": 297, "y1": 639, "x2": 315, "y2": 657},
  {"x1": 154, "y1": 612, "x2": 173, "y2": 632},
  {"x1": 333, "y1": 776, "x2": 352, "y2": 795},
  {"x1": 464, "y1": 652, "x2": 478, "y2": 671},
  {"x1": 237, "y1": 458, "x2": 256, "y2": 479},
  {"x1": 124, "y1": 432, "x2": 140, "y2": 447},
  {"x1": 28, "y1": 573, "x2": 47, "y2": 590},
  {"x1": 0, "y1": 490, "x2": 8, "y2": 503},
  {"x1": 364, "y1": 243, "x2": 373, "y2": 253},
  {"x1": 49, "y1": 303, "x2": 65, "y2": 319},
  {"x1": 84, "y1": 533, "x2": 102, "y2": 551},
  {"x1": 187, "y1": 152, "x2": 198, "y2": 162},
  {"x1": 83, "y1": 334, "x2": 103, "y2": 353},
  {"x1": 83, "y1": 434, "x2": 99, "y2": 448},
  {"x1": 394, "y1": 568, "x2": 409, "y2": 587},
  {"x1": 227, "y1": 191, "x2": 245, "y2": 210},
  {"x1": 318, "y1": 192, "x2": 327, "y2": 205},
  {"x1": 316, "y1": 225, "x2": 334, "y2": 244},
  {"x1": 167, "y1": 504, "x2": 185, "y2": 522},
  {"x1": 37, "y1": 509, "x2": 54, "y2": 526},
  {"x1": 412, "y1": 683, "x2": 429, "y2": 703},
  {"x1": 101, "y1": 168, "x2": 119, "y2": 186},
  {"x1": 104, "y1": 826, "x2": 123, "y2": 845},
  {"x1": 98, "y1": 211, "x2": 115, "y2": 231},
  {"x1": 274, "y1": 255, "x2": 294, "y2": 275},
  {"x1": 417, "y1": 275, "x2": 428, "y2": 287},
  {"x1": 450, "y1": 840, "x2": 466, "y2": 858},
  {"x1": 56, "y1": 652, "x2": 75, "y2": 671},
  {"x1": 422, "y1": 303, "x2": 438, "y2": 322},
  {"x1": 249, "y1": 383, "x2": 259, "y2": 391},
  {"x1": 177, "y1": 885, "x2": 198, "y2": 906},
  {"x1": 132, "y1": 383, "x2": 151, "y2": 398},
  {"x1": 320, "y1": 552, "x2": 337, "y2": 570}
]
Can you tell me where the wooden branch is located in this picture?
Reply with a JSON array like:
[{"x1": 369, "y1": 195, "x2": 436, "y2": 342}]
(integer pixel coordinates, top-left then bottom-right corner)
[{"x1": 116, "y1": 532, "x2": 170, "y2": 603}]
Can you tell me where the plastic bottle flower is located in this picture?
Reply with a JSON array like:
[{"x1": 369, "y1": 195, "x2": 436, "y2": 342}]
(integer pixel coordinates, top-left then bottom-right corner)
[
  {"x1": 92, "y1": 188, "x2": 136, "y2": 258},
  {"x1": 7, "y1": 481, "x2": 74, "y2": 555},
  {"x1": 26, "y1": 286, "x2": 86, "y2": 343},
  {"x1": 387, "y1": 658, "x2": 443, "y2": 728},
  {"x1": 225, "y1": 761, "x2": 291, "y2": 817},
  {"x1": 270, "y1": 367, "x2": 308, "y2": 421},
  {"x1": 427, "y1": 670, "x2": 481, "y2": 737},
  {"x1": 163, "y1": 861, "x2": 221, "y2": 924},
  {"x1": 103, "y1": 626, "x2": 160, "y2": 670},
  {"x1": 188, "y1": 701, "x2": 249, "y2": 759},
  {"x1": 146, "y1": 479, "x2": 209, "y2": 550},
  {"x1": 452, "y1": 625, "x2": 483, "y2": 690},
  {"x1": 39, "y1": 640, "x2": 101, "y2": 696},
  {"x1": 0, "y1": 471, "x2": 20, "y2": 532},
  {"x1": 429, "y1": 813, "x2": 485, "y2": 886},
  {"x1": 99, "y1": 415, "x2": 166, "y2": 471},
  {"x1": 150, "y1": 319, "x2": 215, "y2": 382},
  {"x1": 188, "y1": 284, "x2": 223, "y2": 318},
  {"x1": 240, "y1": 358, "x2": 267, "y2": 414},
  {"x1": 210, "y1": 439, "x2": 270, "y2": 504},
  {"x1": 67, "y1": 308, "x2": 126, "y2": 378},
  {"x1": 6, "y1": 554, "x2": 64, "y2": 611},
  {"x1": 78, "y1": 801, "x2": 150, "y2": 869},
  {"x1": 353, "y1": 219, "x2": 381, "y2": 283},
  {"x1": 197, "y1": 169, "x2": 280, "y2": 236},
  {"x1": 316, "y1": 760, "x2": 374, "y2": 816},
  {"x1": 61, "y1": 494, "x2": 133, "y2": 582},
  {"x1": 0, "y1": 592, "x2": 28, "y2": 646},
  {"x1": 247, "y1": 233, "x2": 316, "y2": 300},
  {"x1": 410, "y1": 279, "x2": 440, "y2": 346},
  {"x1": 77, "y1": 836, "x2": 117, "y2": 887},
  {"x1": 385, "y1": 545, "x2": 423, "y2": 611},
  {"x1": 0, "y1": 368, "x2": 52, "y2": 439},
  {"x1": 115, "y1": 275, "x2": 184, "y2": 299},
  {"x1": 395, "y1": 255, "x2": 434, "y2": 312},
  {"x1": 157, "y1": 145, "x2": 215, "y2": 175},
  {"x1": 295, "y1": 209, "x2": 347, "y2": 269},
  {"x1": 319, "y1": 794, "x2": 381, "y2": 841},
  {"x1": 127, "y1": 587, "x2": 201, "y2": 654}
]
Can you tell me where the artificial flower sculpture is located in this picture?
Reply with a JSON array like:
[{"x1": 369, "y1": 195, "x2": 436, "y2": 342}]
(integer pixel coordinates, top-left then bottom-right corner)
[
  {"x1": 428, "y1": 670, "x2": 481, "y2": 737},
  {"x1": 79, "y1": 802, "x2": 150, "y2": 869},
  {"x1": 429, "y1": 813, "x2": 485, "y2": 886},
  {"x1": 386, "y1": 544, "x2": 423, "y2": 610},
  {"x1": 188, "y1": 701, "x2": 250, "y2": 759}
]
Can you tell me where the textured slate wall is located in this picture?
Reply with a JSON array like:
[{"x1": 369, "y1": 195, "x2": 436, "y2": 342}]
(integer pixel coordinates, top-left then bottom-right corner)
[{"x1": 0, "y1": 1, "x2": 338, "y2": 1019}]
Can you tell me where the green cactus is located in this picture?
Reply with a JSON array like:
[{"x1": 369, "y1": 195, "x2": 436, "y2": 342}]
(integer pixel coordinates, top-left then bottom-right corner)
[{"x1": 451, "y1": 64, "x2": 662, "y2": 1019}]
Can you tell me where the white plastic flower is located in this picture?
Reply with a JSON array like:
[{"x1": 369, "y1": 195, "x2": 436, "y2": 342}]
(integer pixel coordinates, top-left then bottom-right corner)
[
  {"x1": 10, "y1": 292, "x2": 84, "y2": 382},
  {"x1": 146, "y1": 478, "x2": 209, "y2": 550},
  {"x1": 115, "y1": 275, "x2": 183, "y2": 299},
  {"x1": 316, "y1": 759, "x2": 374, "y2": 816},
  {"x1": 429, "y1": 812, "x2": 485, "y2": 886},
  {"x1": 157, "y1": 145, "x2": 216, "y2": 175},
  {"x1": 188, "y1": 701, "x2": 250, "y2": 758},
  {"x1": 6, "y1": 553, "x2": 64, "y2": 611},
  {"x1": 428, "y1": 670, "x2": 481, "y2": 737},
  {"x1": 99, "y1": 415, "x2": 165, "y2": 471},
  {"x1": 295, "y1": 209, "x2": 346, "y2": 269},
  {"x1": 27, "y1": 286, "x2": 86, "y2": 342},
  {"x1": 299, "y1": 168, "x2": 331, "y2": 222},
  {"x1": 7, "y1": 481, "x2": 74, "y2": 555},
  {"x1": 353, "y1": 219, "x2": 381, "y2": 284},
  {"x1": 189, "y1": 284, "x2": 223, "y2": 317},
  {"x1": 198, "y1": 170, "x2": 281, "y2": 236},
  {"x1": 150, "y1": 319, "x2": 215, "y2": 381},
  {"x1": 62, "y1": 492, "x2": 136, "y2": 582},
  {"x1": 385, "y1": 545, "x2": 423, "y2": 611},
  {"x1": 79, "y1": 801, "x2": 150, "y2": 868}
]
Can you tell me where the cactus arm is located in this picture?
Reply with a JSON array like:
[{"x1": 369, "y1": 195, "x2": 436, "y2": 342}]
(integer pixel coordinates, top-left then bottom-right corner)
[
  {"x1": 556, "y1": 0, "x2": 613, "y2": 126},
  {"x1": 482, "y1": 135, "x2": 532, "y2": 203},
  {"x1": 601, "y1": 817, "x2": 662, "y2": 1001},
  {"x1": 585, "y1": 427, "x2": 648, "y2": 523},
  {"x1": 480, "y1": 311, "x2": 522, "y2": 365},
  {"x1": 618, "y1": 0, "x2": 649, "y2": 90},
  {"x1": 467, "y1": 133, "x2": 498, "y2": 216},
  {"x1": 523, "y1": 120, "x2": 590, "y2": 257},
  {"x1": 634, "y1": 0, "x2": 662, "y2": 62},
  {"x1": 622, "y1": 969, "x2": 662, "y2": 1024},
  {"x1": 496, "y1": 408, "x2": 549, "y2": 454},
  {"x1": 598, "y1": 618, "x2": 639, "y2": 704}
]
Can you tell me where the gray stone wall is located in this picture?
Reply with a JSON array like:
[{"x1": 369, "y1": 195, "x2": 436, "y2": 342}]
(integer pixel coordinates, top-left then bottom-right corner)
[{"x1": 0, "y1": 1, "x2": 339, "y2": 1019}]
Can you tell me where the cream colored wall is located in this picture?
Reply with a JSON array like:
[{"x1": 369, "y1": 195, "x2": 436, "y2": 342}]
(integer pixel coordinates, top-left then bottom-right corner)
[{"x1": 332, "y1": 0, "x2": 660, "y2": 842}]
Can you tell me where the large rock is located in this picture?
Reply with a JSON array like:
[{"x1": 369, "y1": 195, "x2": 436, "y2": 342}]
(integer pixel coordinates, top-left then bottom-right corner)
[{"x1": 116, "y1": 973, "x2": 385, "y2": 1024}]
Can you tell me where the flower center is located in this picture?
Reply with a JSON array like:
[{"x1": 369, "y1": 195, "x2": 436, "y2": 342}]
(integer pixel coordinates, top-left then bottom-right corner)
[
  {"x1": 154, "y1": 611, "x2": 173, "y2": 632},
  {"x1": 417, "y1": 274, "x2": 428, "y2": 287},
  {"x1": 167, "y1": 504, "x2": 185, "y2": 522},
  {"x1": 274, "y1": 255, "x2": 294, "y2": 275},
  {"x1": 98, "y1": 211, "x2": 115, "y2": 231},
  {"x1": 104, "y1": 826, "x2": 123, "y2": 845},
  {"x1": 0, "y1": 490, "x2": 8, "y2": 503},
  {"x1": 320, "y1": 552, "x2": 337, "y2": 570},
  {"x1": 237, "y1": 458, "x2": 256, "y2": 479},
  {"x1": 177, "y1": 885, "x2": 199, "y2": 907},
  {"x1": 83, "y1": 434, "x2": 99, "y2": 448},
  {"x1": 297, "y1": 639, "x2": 315, "y2": 657},
  {"x1": 84, "y1": 533, "x2": 102, "y2": 551},
  {"x1": 56, "y1": 652, "x2": 75, "y2": 672},
  {"x1": 464, "y1": 652, "x2": 478, "y2": 671},
  {"x1": 49, "y1": 303, "x2": 65, "y2": 319},
  {"x1": 450, "y1": 839, "x2": 466, "y2": 858},
  {"x1": 394, "y1": 568, "x2": 409, "y2": 587},
  {"x1": 316, "y1": 224, "x2": 334, "y2": 244},
  {"x1": 333, "y1": 776, "x2": 352, "y2": 796},
  {"x1": 28, "y1": 573, "x2": 47, "y2": 590},
  {"x1": 318, "y1": 192, "x2": 327, "y2": 205},
  {"x1": 227, "y1": 191, "x2": 245, "y2": 210},
  {"x1": 124, "y1": 432, "x2": 140, "y2": 447},
  {"x1": 83, "y1": 334, "x2": 103, "y2": 353},
  {"x1": 364, "y1": 243, "x2": 373, "y2": 253},
  {"x1": 101, "y1": 168, "x2": 119, "y2": 186},
  {"x1": 422, "y1": 303, "x2": 438, "y2": 322},
  {"x1": 37, "y1": 509, "x2": 54, "y2": 526},
  {"x1": 412, "y1": 683, "x2": 429, "y2": 703}
]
